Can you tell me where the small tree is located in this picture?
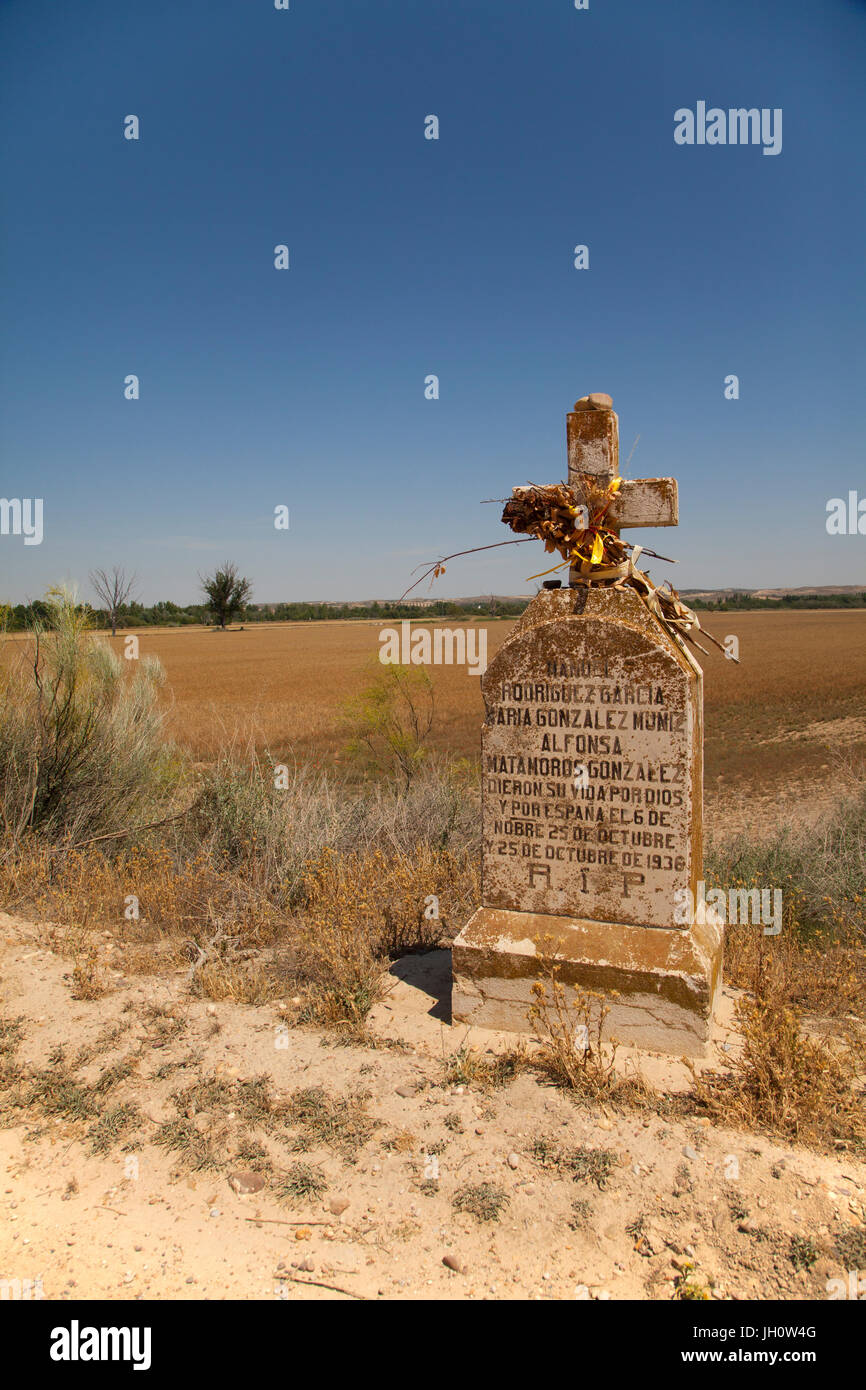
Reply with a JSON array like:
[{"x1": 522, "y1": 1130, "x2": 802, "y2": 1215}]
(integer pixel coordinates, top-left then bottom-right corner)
[
  {"x1": 344, "y1": 663, "x2": 434, "y2": 790},
  {"x1": 89, "y1": 567, "x2": 138, "y2": 637},
  {"x1": 200, "y1": 562, "x2": 253, "y2": 630}
]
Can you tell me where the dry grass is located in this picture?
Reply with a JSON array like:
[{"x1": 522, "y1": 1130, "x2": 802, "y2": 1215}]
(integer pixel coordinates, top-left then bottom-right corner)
[
  {"x1": 710, "y1": 781, "x2": 866, "y2": 1021},
  {"x1": 724, "y1": 925, "x2": 864, "y2": 1023},
  {"x1": 521, "y1": 901, "x2": 864, "y2": 1153},
  {"x1": 294, "y1": 845, "x2": 477, "y2": 1030},
  {"x1": 0, "y1": 842, "x2": 287, "y2": 980},
  {"x1": 526, "y1": 950, "x2": 651, "y2": 1107},
  {"x1": 0, "y1": 828, "x2": 478, "y2": 1016},
  {"x1": 284, "y1": 1085, "x2": 380, "y2": 1162},
  {"x1": 691, "y1": 952, "x2": 866, "y2": 1150},
  {"x1": 441, "y1": 1043, "x2": 526, "y2": 1091},
  {"x1": 529, "y1": 1138, "x2": 620, "y2": 1189},
  {"x1": 0, "y1": 1035, "x2": 143, "y2": 1154},
  {"x1": 452, "y1": 1181, "x2": 511, "y2": 1223},
  {"x1": 147, "y1": 1075, "x2": 379, "y2": 1176},
  {"x1": 192, "y1": 958, "x2": 280, "y2": 1005},
  {"x1": 70, "y1": 946, "x2": 109, "y2": 1000},
  {"x1": 274, "y1": 1162, "x2": 329, "y2": 1206},
  {"x1": 87, "y1": 1101, "x2": 142, "y2": 1155}
]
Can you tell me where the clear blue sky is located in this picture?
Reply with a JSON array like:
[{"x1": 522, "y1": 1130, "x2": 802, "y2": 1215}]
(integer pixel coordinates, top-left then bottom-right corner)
[{"x1": 1, "y1": 0, "x2": 864, "y2": 604}]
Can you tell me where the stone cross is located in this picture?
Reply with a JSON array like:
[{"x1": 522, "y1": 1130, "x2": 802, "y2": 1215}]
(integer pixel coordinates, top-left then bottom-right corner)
[
  {"x1": 566, "y1": 391, "x2": 677, "y2": 579},
  {"x1": 451, "y1": 392, "x2": 723, "y2": 1058}
]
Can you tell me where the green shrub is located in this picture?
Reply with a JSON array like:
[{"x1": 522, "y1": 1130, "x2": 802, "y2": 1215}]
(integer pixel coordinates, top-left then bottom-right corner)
[{"x1": 0, "y1": 590, "x2": 173, "y2": 846}]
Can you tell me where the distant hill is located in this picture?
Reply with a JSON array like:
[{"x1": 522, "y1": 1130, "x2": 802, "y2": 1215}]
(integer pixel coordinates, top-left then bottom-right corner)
[
  {"x1": 323, "y1": 595, "x2": 533, "y2": 609},
  {"x1": 682, "y1": 585, "x2": 865, "y2": 602},
  {"x1": 340, "y1": 587, "x2": 866, "y2": 608}
]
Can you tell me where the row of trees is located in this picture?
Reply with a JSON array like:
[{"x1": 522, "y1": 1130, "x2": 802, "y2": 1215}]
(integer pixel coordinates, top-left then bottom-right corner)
[
  {"x1": 690, "y1": 591, "x2": 866, "y2": 611},
  {"x1": 3, "y1": 565, "x2": 524, "y2": 634}
]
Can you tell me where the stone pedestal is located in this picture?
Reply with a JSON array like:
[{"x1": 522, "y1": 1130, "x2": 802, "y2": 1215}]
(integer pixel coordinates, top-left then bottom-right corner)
[
  {"x1": 451, "y1": 585, "x2": 724, "y2": 1056},
  {"x1": 452, "y1": 907, "x2": 723, "y2": 1056}
]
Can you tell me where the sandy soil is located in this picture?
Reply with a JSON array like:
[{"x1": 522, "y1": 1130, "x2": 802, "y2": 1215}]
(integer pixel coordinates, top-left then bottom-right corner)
[{"x1": 1, "y1": 914, "x2": 863, "y2": 1302}]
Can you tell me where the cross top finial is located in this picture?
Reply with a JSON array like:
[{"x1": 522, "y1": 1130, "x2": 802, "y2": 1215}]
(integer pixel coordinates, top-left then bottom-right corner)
[{"x1": 573, "y1": 392, "x2": 614, "y2": 412}]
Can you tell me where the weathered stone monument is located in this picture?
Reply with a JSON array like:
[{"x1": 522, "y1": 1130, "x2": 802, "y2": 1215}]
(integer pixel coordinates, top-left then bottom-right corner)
[{"x1": 452, "y1": 393, "x2": 724, "y2": 1056}]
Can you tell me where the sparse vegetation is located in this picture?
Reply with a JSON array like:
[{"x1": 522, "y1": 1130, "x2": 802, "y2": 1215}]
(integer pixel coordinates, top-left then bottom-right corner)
[
  {"x1": 274, "y1": 1162, "x2": 329, "y2": 1205},
  {"x1": 153, "y1": 1116, "x2": 221, "y2": 1172},
  {"x1": 789, "y1": 1235, "x2": 818, "y2": 1271},
  {"x1": 293, "y1": 844, "x2": 474, "y2": 1031},
  {"x1": 452, "y1": 1181, "x2": 510, "y2": 1223},
  {"x1": 530, "y1": 1138, "x2": 619, "y2": 1190},
  {"x1": 87, "y1": 1101, "x2": 142, "y2": 1155},
  {"x1": 0, "y1": 1015, "x2": 25, "y2": 1057},
  {"x1": 673, "y1": 1262, "x2": 713, "y2": 1300},
  {"x1": 568, "y1": 1198, "x2": 593, "y2": 1230},
  {"x1": 285, "y1": 1084, "x2": 379, "y2": 1162},
  {"x1": 442, "y1": 1042, "x2": 525, "y2": 1090},
  {"x1": 710, "y1": 780, "x2": 866, "y2": 1021},
  {"x1": 526, "y1": 952, "x2": 651, "y2": 1108},
  {"x1": 0, "y1": 1037, "x2": 146, "y2": 1162},
  {"x1": 691, "y1": 952, "x2": 866, "y2": 1149},
  {"x1": 835, "y1": 1227, "x2": 866, "y2": 1268},
  {"x1": 71, "y1": 947, "x2": 108, "y2": 1000}
]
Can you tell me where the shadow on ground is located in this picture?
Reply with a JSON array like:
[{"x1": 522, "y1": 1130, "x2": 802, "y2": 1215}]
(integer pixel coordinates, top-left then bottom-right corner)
[{"x1": 387, "y1": 948, "x2": 452, "y2": 1024}]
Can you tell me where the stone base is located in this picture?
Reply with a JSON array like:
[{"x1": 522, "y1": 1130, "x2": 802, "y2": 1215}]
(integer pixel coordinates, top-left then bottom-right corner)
[{"x1": 451, "y1": 908, "x2": 724, "y2": 1057}]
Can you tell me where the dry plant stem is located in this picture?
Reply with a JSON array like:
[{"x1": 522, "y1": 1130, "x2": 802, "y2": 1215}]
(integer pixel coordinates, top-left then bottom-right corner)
[
  {"x1": 400, "y1": 538, "x2": 533, "y2": 600},
  {"x1": 72, "y1": 799, "x2": 200, "y2": 850},
  {"x1": 400, "y1": 530, "x2": 677, "y2": 603},
  {"x1": 279, "y1": 1275, "x2": 366, "y2": 1300},
  {"x1": 246, "y1": 1218, "x2": 333, "y2": 1227},
  {"x1": 527, "y1": 946, "x2": 620, "y2": 1098}
]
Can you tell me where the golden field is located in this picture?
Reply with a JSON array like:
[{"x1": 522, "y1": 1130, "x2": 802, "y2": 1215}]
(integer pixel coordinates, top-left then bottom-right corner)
[{"x1": 76, "y1": 608, "x2": 866, "y2": 801}]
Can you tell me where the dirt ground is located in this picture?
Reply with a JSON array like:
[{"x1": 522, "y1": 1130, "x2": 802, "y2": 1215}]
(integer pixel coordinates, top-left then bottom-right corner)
[{"x1": 1, "y1": 913, "x2": 863, "y2": 1302}]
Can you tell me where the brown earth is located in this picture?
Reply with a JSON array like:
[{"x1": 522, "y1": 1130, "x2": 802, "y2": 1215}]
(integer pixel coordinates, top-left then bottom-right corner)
[
  {"x1": 5, "y1": 608, "x2": 857, "y2": 800},
  {"x1": 113, "y1": 610, "x2": 866, "y2": 838},
  {"x1": 5, "y1": 610, "x2": 864, "y2": 805},
  {"x1": 1, "y1": 913, "x2": 864, "y2": 1303}
]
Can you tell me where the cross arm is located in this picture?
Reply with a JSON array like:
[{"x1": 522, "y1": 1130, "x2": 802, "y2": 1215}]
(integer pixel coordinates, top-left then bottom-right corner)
[{"x1": 607, "y1": 477, "x2": 678, "y2": 529}]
